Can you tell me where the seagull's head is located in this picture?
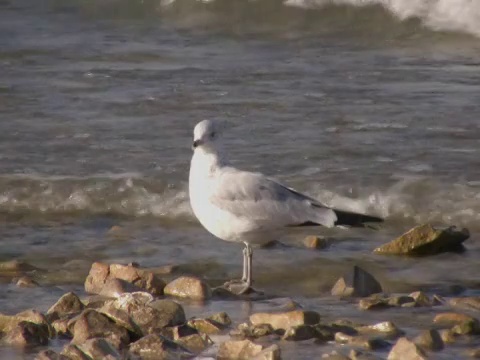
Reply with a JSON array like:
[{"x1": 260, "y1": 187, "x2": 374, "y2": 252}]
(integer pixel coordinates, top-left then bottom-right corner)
[{"x1": 192, "y1": 119, "x2": 225, "y2": 152}]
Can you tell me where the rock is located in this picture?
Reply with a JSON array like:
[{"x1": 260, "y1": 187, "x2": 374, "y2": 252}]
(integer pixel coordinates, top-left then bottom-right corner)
[
  {"x1": 84, "y1": 262, "x2": 165, "y2": 296},
  {"x1": 0, "y1": 260, "x2": 39, "y2": 272},
  {"x1": 253, "y1": 344, "x2": 281, "y2": 360},
  {"x1": 35, "y1": 349, "x2": 69, "y2": 360},
  {"x1": 409, "y1": 291, "x2": 432, "y2": 307},
  {"x1": 433, "y1": 312, "x2": 480, "y2": 332},
  {"x1": 207, "y1": 311, "x2": 232, "y2": 327},
  {"x1": 466, "y1": 348, "x2": 480, "y2": 358},
  {"x1": 51, "y1": 317, "x2": 71, "y2": 337},
  {"x1": 231, "y1": 323, "x2": 276, "y2": 339},
  {"x1": 334, "y1": 332, "x2": 388, "y2": 350},
  {"x1": 387, "y1": 337, "x2": 427, "y2": 360},
  {"x1": 349, "y1": 349, "x2": 382, "y2": 360},
  {"x1": 217, "y1": 339, "x2": 264, "y2": 360},
  {"x1": 282, "y1": 324, "x2": 317, "y2": 341},
  {"x1": 358, "y1": 295, "x2": 390, "y2": 311},
  {"x1": 331, "y1": 265, "x2": 383, "y2": 298},
  {"x1": 60, "y1": 344, "x2": 91, "y2": 360},
  {"x1": 100, "y1": 293, "x2": 185, "y2": 336},
  {"x1": 438, "y1": 329, "x2": 457, "y2": 344},
  {"x1": 188, "y1": 318, "x2": 224, "y2": 334},
  {"x1": 449, "y1": 297, "x2": 480, "y2": 311},
  {"x1": 249, "y1": 310, "x2": 320, "y2": 330},
  {"x1": 166, "y1": 324, "x2": 198, "y2": 340},
  {"x1": 98, "y1": 301, "x2": 143, "y2": 337},
  {"x1": 313, "y1": 324, "x2": 336, "y2": 342},
  {"x1": 356, "y1": 321, "x2": 404, "y2": 339},
  {"x1": 175, "y1": 333, "x2": 212, "y2": 354},
  {"x1": 374, "y1": 224, "x2": 469, "y2": 256},
  {"x1": 414, "y1": 329, "x2": 444, "y2": 351},
  {"x1": 0, "y1": 309, "x2": 53, "y2": 338},
  {"x1": 99, "y1": 277, "x2": 143, "y2": 297},
  {"x1": 47, "y1": 292, "x2": 85, "y2": 322},
  {"x1": 4, "y1": 321, "x2": 49, "y2": 347},
  {"x1": 387, "y1": 295, "x2": 415, "y2": 307},
  {"x1": 303, "y1": 235, "x2": 329, "y2": 249},
  {"x1": 163, "y1": 276, "x2": 212, "y2": 300},
  {"x1": 321, "y1": 351, "x2": 351, "y2": 360},
  {"x1": 129, "y1": 334, "x2": 192, "y2": 360},
  {"x1": 69, "y1": 309, "x2": 130, "y2": 348},
  {"x1": 16, "y1": 275, "x2": 39, "y2": 288},
  {"x1": 78, "y1": 338, "x2": 122, "y2": 359}
]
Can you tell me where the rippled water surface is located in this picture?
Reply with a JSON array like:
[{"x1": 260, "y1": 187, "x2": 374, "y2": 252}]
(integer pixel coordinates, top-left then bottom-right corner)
[{"x1": 1, "y1": 0, "x2": 480, "y2": 358}]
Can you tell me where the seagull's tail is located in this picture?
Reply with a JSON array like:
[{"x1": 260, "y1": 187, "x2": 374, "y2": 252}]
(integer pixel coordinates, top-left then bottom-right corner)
[{"x1": 333, "y1": 208, "x2": 384, "y2": 227}]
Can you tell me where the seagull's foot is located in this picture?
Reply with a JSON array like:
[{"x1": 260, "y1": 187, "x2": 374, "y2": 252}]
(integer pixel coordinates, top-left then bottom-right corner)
[{"x1": 222, "y1": 279, "x2": 254, "y2": 295}]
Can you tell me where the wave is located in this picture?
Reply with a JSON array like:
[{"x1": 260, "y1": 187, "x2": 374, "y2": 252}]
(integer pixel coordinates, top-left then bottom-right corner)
[{"x1": 0, "y1": 173, "x2": 479, "y2": 231}]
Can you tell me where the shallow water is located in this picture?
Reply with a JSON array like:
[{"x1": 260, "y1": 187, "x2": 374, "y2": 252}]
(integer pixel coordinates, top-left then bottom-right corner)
[{"x1": 1, "y1": 0, "x2": 480, "y2": 358}]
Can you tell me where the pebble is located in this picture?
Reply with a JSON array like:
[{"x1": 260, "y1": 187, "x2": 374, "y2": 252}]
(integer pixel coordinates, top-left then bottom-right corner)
[
  {"x1": 164, "y1": 276, "x2": 212, "y2": 300},
  {"x1": 303, "y1": 235, "x2": 329, "y2": 249},
  {"x1": 331, "y1": 265, "x2": 383, "y2": 298}
]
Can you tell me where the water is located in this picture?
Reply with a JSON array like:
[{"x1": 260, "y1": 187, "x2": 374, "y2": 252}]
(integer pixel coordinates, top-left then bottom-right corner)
[{"x1": 1, "y1": 0, "x2": 480, "y2": 358}]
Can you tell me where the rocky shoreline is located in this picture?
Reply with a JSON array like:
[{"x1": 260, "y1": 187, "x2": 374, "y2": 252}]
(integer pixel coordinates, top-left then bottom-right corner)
[{"x1": 0, "y1": 223, "x2": 478, "y2": 359}]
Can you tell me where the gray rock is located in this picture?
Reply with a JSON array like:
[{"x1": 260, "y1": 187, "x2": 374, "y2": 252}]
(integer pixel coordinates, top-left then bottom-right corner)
[
  {"x1": 129, "y1": 334, "x2": 192, "y2": 360},
  {"x1": 69, "y1": 309, "x2": 130, "y2": 348},
  {"x1": 388, "y1": 337, "x2": 427, "y2": 360},
  {"x1": 163, "y1": 276, "x2": 212, "y2": 300},
  {"x1": 414, "y1": 329, "x2": 444, "y2": 351},
  {"x1": 331, "y1": 265, "x2": 383, "y2": 298},
  {"x1": 374, "y1": 224, "x2": 469, "y2": 256},
  {"x1": 47, "y1": 292, "x2": 85, "y2": 322}
]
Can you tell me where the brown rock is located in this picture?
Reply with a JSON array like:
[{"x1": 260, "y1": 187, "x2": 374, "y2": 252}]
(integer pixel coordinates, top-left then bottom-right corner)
[
  {"x1": 387, "y1": 295, "x2": 415, "y2": 307},
  {"x1": 252, "y1": 344, "x2": 281, "y2": 360},
  {"x1": 35, "y1": 349, "x2": 69, "y2": 360},
  {"x1": 69, "y1": 309, "x2": 129, "y2": 348},
  {"x1": 16, "y1": 275, "x2": 39, "y2": 288},
  {"x1": 334, "y1": 332, "x2": 388, "y2": 350},
  {"x1": 409, "y1": 291, "x2": 432, "y2": 307},
  {"x1": 231, "y1": 323, "x2": 276, "y2": 340},
  {"x1": 433, "y1": 312, "x2": 480, "y2": 333},
  {"x1": 0, "y1": 260, "x2": 39, "y2": 272},
  {"x1": 282, "y1": 324, "x2": 317, "y2": 341},
  {"x1": 164, "y1": 276, "x2": 212, "y2": 300},
  {"x1": 414, "y1": 329, "x2": 444, "y2": 351},
  {"x1": 217, "y1": 339, "x2": 264, "y2": 360},
  {"x1": 47, "y1": 292, "x2": 85, "y2": 322},
  {"x1": 60, "y1": 344, "x2": 91, "y2": 360},
  {"x1": 358, "y1": 295, "x2": 389, "y2": 311},
  {"x1": 356, "y1": 321, "x2": 404, "y2": 339},
  {"x1": 0, "y1": 309, "x2": 53, "y2": 338},
  {"x1": 77, "y1": 338, "x2": 121, "y2": 359},
  {"x1": 84, "y1": 262, "x2": 165, "y2": 296},
  {"x1": 5, "y1": 321, "x2": 49, "y2": 347},
  {"x1": 438, "y1": 329, "x2": 457, "y2": 344},
  {"x1": 331, "y1": 265, "x2": 382, "y2": 298},
  {"x1": 129, "y1": 334, "x2": 192, "y2": 360},
  {"x1": 303, "y1": 235, "x2": 329, "y2": 249},
  {"x1": 374, "y1": 224, "x2": 469, "y2": 256},
  {"x1": 449, "y1": 297, "x2": 480, "y2": 311},
  {"x1": 249, "y1": 310, "x2": 320, "y2": 330},
  {"x1": 188, "y1": 318, "x2": 223, "y2": 334},
  {"x1": 51, "y1": 316, "x2": 73, "y2": 337},
  {"x1": 349, "y1": 349, "x2": 382, "y2": 360},
  {"x1": 321, "y1": 351, "x2": 351, "y2": 360},
  {"x1": 207, "y1": 311, "x2": 232, "y2": 327},
  {"x1": 175, "y1": 333, "x2": 212, "y2": 354},
  {"x1": 98, "y1": 301, "x2": 143, "y2": 337},
  {"x1": 388, "y1": 337, "x2": 427, "y2": 360}
]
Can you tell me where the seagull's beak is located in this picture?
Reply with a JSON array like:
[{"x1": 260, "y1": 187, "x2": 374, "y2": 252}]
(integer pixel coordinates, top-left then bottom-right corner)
[{"x1": 192, "y1": 139, "x2": 203, "y2": 149}]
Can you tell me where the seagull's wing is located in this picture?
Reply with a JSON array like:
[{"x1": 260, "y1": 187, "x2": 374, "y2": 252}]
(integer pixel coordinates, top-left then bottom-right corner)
[{"x1": 209, "y1": 167, "x2": 338, "y2": 228}]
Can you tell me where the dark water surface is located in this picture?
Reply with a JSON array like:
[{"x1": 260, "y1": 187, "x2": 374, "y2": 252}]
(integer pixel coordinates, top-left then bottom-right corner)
[{"x1": 1, "y1": 0, "x2": 480, "y2": 358}]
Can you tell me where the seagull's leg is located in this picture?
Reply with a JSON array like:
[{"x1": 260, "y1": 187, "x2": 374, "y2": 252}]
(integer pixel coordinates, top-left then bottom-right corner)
[
  {"x1": 222, "y1": 242, "x2": 253, "y2": 295},
  {"x1": 244, "y1": 242, "x2": 253, "y2": 287},
  {"x1": 241, "y1": 243, "x2": 248, "y2": 282}
]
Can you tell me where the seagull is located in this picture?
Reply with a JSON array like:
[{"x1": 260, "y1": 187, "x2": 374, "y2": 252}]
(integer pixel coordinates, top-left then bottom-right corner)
[{"x1": 189, "y1": 119, "x2": 383, "y2": 295}]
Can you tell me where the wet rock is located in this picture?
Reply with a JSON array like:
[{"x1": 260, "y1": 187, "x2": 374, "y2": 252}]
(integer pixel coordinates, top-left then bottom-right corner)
[
  {"x1": 51, "y1": 317, "x2": 71, "y2": 337},
  {"x1": 409, "y1": 291, "x2": 432, "y2": 307},
  {"x1": 438, "y1": 329, "x2": 457, "y2": 344},
  {"x1": 374, "y1": 224, "x2": 469, "y2": 256},
  {"x1": 303, "y1": 235, "x2": 329, "y2": 249},
  {"x1": 217, "y1": 339, "x2": 265, "y2": 360},
  {"x1": 60, "y1": 344, "x2": 91, "y2": 360},
  {"x1": 334, "y1": 332, "x2": 389, "y2": 350},
  {"x1": 313, "y1": 324, "x2": 336, "y2": 342},
  {"x1": 175, "y1": 333, "x2": 212, "y2": 354},
  {"x1": 84, "y1": 262, "x2": 165, "y2": 296},
  {"x1": 164, "y1": 276, "x2": 212, "y2": 300},
  {"x1": 16, "y1": 275, "x2": 39, "y2": 288},
  {"x1": 0, "y1": 260, "x2": 39, "y2": 272},
  {"x1": 387, "y1": 337, "x2": 427, "y2": 360},
  {"x1": 283, "y1": 324, "x2": 318, "y2": 341},
  {"x1": 78, "y1": 338, "x2": 122, "y2": 359},
  {"x1": 0, "y1": 309, "x2": 53, "y2": 338},
  {"x1": 449, "y1": 297, "x2": 480, "y2": 311},
  {"x1": 253, "y1": 344, "x2": 281, "y2": 360},
  {"x1": 356, "y1": 321, "x2": 404, "y2": 339},
  {"x1": 414, "y1": 329, "x2": 444, "y2": 351},
  {"x1": 231, "y1": 323, "x2": 276, "y2": 340},
  {"x1": 129, "y1": 334, "x2": 192, "y2": 360},
  {"x1": 249, "y1": 310, "x2": 320, "y2": 330},
  {"x1": 163, "y1": 324, "x2": 198, "y2": 340},
  {"x1": 69, "y1": 309, "x2": 130, "y2": 348},
  {"x1": 358, "y1": 295, "x2": 390, "y2": 311},
  {"x1": 47, "y1": 292, "x2": 85, "y2": 322},
  {"x1": 4, "y1": 321, "x2": 49, "y2": 347},
  {"x1": 207, "y1": 311, "x2": 232, "y2": 327},
  {"x1": 100, "y1": 293, "x2": 185, "y2": 336},
  {"x1": 188, "y1": 318, "x2": 224, "y2": 334},
  {"x1": 331, "y1": 265, "x2": 382, "y2": 298},
  {"x1": 99, "y1": 277, "x2": 143, "y2": 297},
  {"x1": 35, "y1": 349, "x2": 69, "y2": 360},
  {"x1": 349, "y1": 349, "x2": 382, "y2": 360},
  {"x1": 433, "y1": 312, "x2": 480, "y2": 334},
  {"x1": 387, "y1": 295, "x2": 415, "y2": 307}
]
